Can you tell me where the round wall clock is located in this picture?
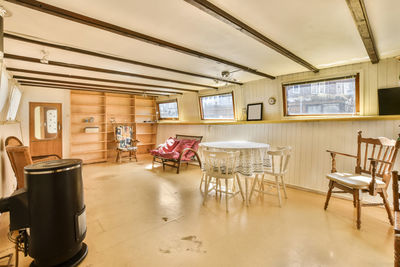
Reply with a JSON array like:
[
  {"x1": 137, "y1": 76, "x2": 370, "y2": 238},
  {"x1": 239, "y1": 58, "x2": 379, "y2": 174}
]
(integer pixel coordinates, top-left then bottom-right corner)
[{"x1": 268, "y1": 97, "x2": 276, "y2": 105}]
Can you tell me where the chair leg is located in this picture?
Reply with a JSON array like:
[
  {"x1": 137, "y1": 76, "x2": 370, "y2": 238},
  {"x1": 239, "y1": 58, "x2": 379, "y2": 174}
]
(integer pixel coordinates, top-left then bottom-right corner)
[
  {"x1": 379, "y1": 190, "x2": 394, "y2": 226},
  {"x1": 134, "y1": 151, "x2": 138, "y2": 162},
  {"x1": 353, "y1": 192, "x2": 357, "y2": 208},
  {"x1": 203, "y1": 175, "x2": 209, "y2": 206},
  {"x1": 176, "y1": 161, "x2": 180, "y2": 174},
  {"x1": 152, "y1": 157, "x2": 155, "y2": 168},
  {"x1": 355, "y1": 190, "x2": 362, "y2": 230},
  {"x1": 225, "y1": 179, "x2": 229, "y2": 213},
  {"x1": 324, "y1": 180, "x2": 334, "y2": 210},
  {"x1": 200, "y1": 173, "x2": 205, "y2": 193},
  {"x1": 162, "y1": 161, "x2": 165, "y2": 171},
  {"x1": 115, "y1": 150, "x2": 119, "y2": 163},
  {"x1": 235, "y1": 174, "x2": 245, "y2": 202},
  {"x1": 275, "y1": 176, "x2": 282, "y2": 207},
  {"x1": 249, "y1": 174, "x2": 259, "y2": 204},
  {"x1": 281, "y1": 175, "x2": 287, "y2": 199},
  {"x1": 395, "y1": 234, "x2": 400, "y2": 267}
]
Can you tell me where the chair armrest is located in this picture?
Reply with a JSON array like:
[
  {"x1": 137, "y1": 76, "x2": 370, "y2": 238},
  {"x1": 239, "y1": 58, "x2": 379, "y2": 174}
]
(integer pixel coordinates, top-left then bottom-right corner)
[
  {"x1": 178, "y1": 148, "x2": 202, "y2": 167},
  {"x1": 326, "y1": 150, "x2": 357, "y2": 173},
  {"x1": 32, "y1": 154, "x2": 61, "y2": 163},
  {"x1": 326, "y1": 150, "x2": 358, "y2": 158}
]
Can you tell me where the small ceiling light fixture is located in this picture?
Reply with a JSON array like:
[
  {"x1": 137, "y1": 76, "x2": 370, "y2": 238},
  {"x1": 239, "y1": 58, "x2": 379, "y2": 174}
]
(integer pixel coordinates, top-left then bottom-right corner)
[
  {"x1": 40, "y1": 49, "x2": 50, "y2": 64},
  {"x1": 214, "y1": 70, "x2": 240, "y2": 86}
]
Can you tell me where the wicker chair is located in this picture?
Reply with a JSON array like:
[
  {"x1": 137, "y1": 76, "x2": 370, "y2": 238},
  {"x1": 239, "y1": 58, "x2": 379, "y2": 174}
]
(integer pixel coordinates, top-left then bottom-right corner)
[{"x1": 5, "y1": 136, "x2": 61, "y2": 189}]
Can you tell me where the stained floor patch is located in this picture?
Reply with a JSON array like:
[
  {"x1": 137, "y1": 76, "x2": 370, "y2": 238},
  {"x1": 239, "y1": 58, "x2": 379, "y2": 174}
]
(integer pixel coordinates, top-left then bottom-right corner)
[{"x1": 158, "y1": 235, "x2": 206, "y2": 254}]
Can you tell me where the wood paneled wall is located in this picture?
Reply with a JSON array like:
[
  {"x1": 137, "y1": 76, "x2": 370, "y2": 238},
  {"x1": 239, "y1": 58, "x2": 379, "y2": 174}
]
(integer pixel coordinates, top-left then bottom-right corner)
[
  {"x1": 157, "y1": 119, "x2": 400, "y2": 202},
  {"x1": 157, "y1": 57, "x2": 400, "y2": 202}
]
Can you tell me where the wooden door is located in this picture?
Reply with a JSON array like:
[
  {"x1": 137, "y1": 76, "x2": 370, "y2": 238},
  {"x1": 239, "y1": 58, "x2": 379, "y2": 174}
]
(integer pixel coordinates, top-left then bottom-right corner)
[{"x1": 29, "y1": 102, "x2": 62, "y2": 158}]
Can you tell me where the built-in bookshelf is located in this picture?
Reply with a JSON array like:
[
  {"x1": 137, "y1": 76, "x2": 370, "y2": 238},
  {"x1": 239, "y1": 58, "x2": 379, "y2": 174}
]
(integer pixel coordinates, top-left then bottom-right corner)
[{"x1": 70, "y1": 91, "x2": 157, "y2": 164}]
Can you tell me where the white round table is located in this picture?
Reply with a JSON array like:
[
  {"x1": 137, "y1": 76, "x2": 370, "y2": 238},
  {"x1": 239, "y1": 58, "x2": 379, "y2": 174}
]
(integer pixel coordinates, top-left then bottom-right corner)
[{"x1": 199, "y1": 141, "x2": 270, "y2": 176}]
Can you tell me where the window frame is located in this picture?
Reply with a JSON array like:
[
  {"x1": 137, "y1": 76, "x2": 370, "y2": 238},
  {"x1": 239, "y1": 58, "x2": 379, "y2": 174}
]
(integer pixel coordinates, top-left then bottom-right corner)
[
  {"x1": 282, "y1": 73, "x2": 360, "y2": 117},
  {"x1": 157, "y1": 99, "x2": 179, "y2": 120},
  {"x1": 199, "y1": 92, "x2": 235, "y2": 121}
]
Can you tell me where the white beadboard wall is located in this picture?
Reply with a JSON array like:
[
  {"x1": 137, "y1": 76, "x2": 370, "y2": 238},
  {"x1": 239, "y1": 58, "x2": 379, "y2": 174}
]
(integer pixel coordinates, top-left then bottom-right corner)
[
  {"x1": 157, "y1": 119, "x2": 400, "y2": 202},
  {"x1": 156, "y1": 57, "x2": 400, "y2": 202}
]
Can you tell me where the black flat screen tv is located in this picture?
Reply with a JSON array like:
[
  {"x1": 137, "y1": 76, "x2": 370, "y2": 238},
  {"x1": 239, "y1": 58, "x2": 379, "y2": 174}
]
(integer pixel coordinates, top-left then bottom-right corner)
[{"x1": 378, "y1": 87, "x2": 400, "y2": 115}]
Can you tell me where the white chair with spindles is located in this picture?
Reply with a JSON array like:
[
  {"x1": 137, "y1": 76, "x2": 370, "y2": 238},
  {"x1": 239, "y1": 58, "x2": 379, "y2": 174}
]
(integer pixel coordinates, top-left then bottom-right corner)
[
  {"x1": 202, "y1": 150, "x2": 245, "y2": 212},
  {"x1": 249, "y1": 146, "x2": 292, "y2": 207}
]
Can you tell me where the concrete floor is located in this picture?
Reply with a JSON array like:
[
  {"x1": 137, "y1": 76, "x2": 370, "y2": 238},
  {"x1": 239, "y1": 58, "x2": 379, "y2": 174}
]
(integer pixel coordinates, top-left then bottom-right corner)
[{"x1": 0, "y1": 156, "x2": 394, "y2": 266}]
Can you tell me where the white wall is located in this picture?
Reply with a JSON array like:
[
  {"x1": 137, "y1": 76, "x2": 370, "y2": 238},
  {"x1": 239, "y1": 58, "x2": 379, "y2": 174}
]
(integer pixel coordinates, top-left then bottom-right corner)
[
  {"x1": 0, "y1": 86, "x2": 70, "y2": 198},
  {"x1": 18, "y1": 86, "x2": 71, "y2": 158}
]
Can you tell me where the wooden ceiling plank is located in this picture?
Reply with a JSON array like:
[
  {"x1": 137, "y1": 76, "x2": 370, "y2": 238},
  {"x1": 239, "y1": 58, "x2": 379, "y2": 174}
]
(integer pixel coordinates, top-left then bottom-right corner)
[
  {"x1": 7, "y1": 67, "x2": 199, "y2": 92},
  {"x1": 184, "y1": 0, "x2": 319, "y2": 73},
  {"x1": 5, "y1": 0, "x2": 275, "y2": 79},
  {"x1": 345, "y1": 0, "x2": 379, "y2": 64},
  {"x1": 5, "y1": 33, "x2": 242, "y2": 85},
  {"x1": 4, "y1": 53, "x2": 210, "y2": 90},
  {"x1": 14, "y1": 75, "x2": 184, "y2": 94}
]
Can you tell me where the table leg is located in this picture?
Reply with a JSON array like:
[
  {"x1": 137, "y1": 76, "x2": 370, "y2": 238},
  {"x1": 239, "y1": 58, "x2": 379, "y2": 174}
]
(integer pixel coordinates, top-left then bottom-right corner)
[{"x1": 245, "y1": 177, "x2": 249, "y2": 206}]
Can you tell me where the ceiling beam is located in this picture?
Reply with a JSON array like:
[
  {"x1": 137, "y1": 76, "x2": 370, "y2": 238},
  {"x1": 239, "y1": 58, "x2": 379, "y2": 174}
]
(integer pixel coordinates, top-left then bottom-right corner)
[
  {"x1": 184, "y1": 0, "x2": 319, "y2": 73},
  {"x1": 7, "y1": 67, "x2": 199, "y2": 92},
  {"x1": 4, "y1": 53, "x2": 213, "y2": 90},
  {"x1": 18, "y1": 81, "x2": 172, "y2": 96},
  {"x1": 5, "y1": 0, "x2": 275, "y2": 79},
  {"x1": 345, "y1": 0, "x2": 379, "y2": 63},
  {"x1": 14, "y1": 75, "x2": 184, "y2": 94},
  {"x1": 4, "y1": 32, "x2": 242, "y2": 85}
]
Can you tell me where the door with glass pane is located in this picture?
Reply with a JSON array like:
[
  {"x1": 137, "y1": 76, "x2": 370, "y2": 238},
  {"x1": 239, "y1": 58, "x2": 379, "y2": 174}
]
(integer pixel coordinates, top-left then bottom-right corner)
[{"x1": 29, "y1": 102, "x2": 62, "y2": 158}]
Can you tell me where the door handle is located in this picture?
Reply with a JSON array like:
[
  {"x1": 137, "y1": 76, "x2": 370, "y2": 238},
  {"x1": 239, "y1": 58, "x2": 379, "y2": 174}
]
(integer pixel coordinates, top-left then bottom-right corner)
[{"x1": 58, "y1": 122, "x2": 62, "y2": 131}]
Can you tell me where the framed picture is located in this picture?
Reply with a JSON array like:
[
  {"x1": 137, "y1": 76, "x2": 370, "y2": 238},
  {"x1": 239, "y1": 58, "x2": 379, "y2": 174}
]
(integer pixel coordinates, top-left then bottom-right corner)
[{"x1": 247, "y1": 103, "x2": 263, "y2": 121}]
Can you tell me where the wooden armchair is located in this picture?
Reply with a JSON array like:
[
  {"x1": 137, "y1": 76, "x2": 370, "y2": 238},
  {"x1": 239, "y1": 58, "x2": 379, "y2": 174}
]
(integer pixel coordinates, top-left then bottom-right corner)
[
  {"x1": 325, "y1": 131, "x2": 400, "y2": 229},
  {"x1": 5, "y1": 136, "x2": 61, "y2": 189},
  {"x1": 113, "y1": 124, "x2": 140, "y2": 163},
  {"x1": 392, "y1": 171, "x2": 400, "y2": 267},
  {"x1": 151, "y1": 134, "x2": 202, "y2": 174}
]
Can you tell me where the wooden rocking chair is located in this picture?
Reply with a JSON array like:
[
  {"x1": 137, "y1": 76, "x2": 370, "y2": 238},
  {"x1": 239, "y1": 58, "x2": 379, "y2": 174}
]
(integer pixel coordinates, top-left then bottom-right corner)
[{"x1": 325, "y1": 131, "x2": 400, "y2": 229}]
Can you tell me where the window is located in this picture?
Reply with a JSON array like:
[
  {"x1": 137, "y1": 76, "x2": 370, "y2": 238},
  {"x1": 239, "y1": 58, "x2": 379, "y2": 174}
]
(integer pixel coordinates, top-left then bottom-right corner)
[
  {"x1": 6, "y1": 86, "x2": 22, "y2": 121},
  {"x1": 0, "y1": 69, "x2": 9, "y2": 113},
  {"x1": 282, "y1": 74, "x2": 359, "y2": 116},
  {"x1": 199, "y1": 92, "x2": 235, "y2": 120},
  {"x1": 157, "y1": 99, "x2": 179, "y2": 120}
]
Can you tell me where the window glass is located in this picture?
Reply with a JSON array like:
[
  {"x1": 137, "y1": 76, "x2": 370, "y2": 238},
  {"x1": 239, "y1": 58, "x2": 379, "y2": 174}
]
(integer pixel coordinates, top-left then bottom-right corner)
[
  {"x1": 0, "y1": 69, "x2": 9, "y2": 113},
  {"x1": 283, "y1": 75, "x2": 358, "y2": 116},
  {"x1": 158, "y1": 100, "x2": 179, "y2": 119},
  {"x1": 6, "y1": 86, "x2": 21, "y2": 121},
  {"x1": 34, "y1": 106, "x2": 58, "y2": 139},
  {"x1": 200, "y1": 93, "x2": 234, "y2": 120}
]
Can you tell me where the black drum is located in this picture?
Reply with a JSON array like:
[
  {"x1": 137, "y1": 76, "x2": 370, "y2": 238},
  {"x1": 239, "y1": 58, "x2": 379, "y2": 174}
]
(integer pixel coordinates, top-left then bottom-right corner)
[{"x1": 24, "y1": 159, "x2": 88, "y2": 267}]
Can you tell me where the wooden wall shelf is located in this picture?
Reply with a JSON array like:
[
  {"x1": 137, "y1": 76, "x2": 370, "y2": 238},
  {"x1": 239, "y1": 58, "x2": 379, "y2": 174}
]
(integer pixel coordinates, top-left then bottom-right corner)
[{"x1": 70, "y1": 91, "x2": 157, "y2": 164}]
